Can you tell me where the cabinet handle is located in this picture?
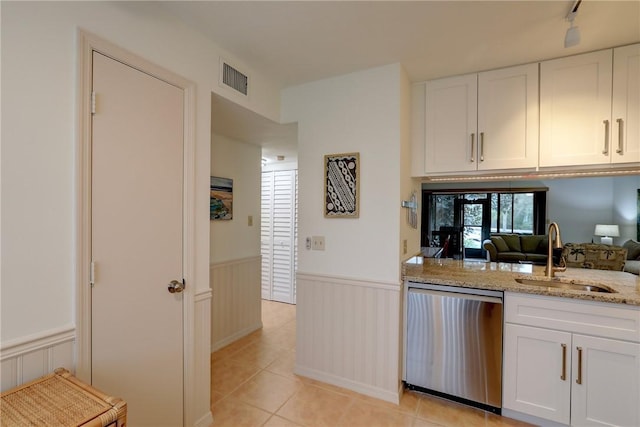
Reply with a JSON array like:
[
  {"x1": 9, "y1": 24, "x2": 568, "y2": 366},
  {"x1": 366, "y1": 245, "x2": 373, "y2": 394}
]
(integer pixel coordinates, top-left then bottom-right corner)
[
  {"x1": 480, "y1": 132, "x2": 485, "y2": 162},
  {"x1": 603, "y1": 120, "x2": 610, "y2": 155},
  {"x1": 576, "y1": 346, "x2": 583, "y2": 385},
  {"x1": 470, "y1": 133, "x2": 475, "y2": 163},
  {"x1": 561, "y1": 343, "x2": 567, "y2": 381},
  {"x1": 616, "y1": 118, "x2": 624, "y2": 154}
]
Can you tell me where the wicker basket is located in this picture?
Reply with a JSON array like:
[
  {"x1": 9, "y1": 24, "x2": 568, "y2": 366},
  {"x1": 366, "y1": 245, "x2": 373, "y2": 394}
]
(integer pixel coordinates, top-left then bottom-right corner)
[{"x1": 0, "y1": 368, "x2": 126, "y2": 427}]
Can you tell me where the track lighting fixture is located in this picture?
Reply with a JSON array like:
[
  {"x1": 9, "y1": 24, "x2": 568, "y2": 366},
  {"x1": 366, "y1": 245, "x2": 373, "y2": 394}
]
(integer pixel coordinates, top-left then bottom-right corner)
[{"x1": 564, "y1": 0, "x2": 582, "y2": 48}]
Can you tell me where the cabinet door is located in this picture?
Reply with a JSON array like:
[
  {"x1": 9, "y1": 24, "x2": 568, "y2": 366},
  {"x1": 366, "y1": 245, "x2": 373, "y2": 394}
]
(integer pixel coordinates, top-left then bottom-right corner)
[
  {"x1": 540, "y1": 49, "x2": 613, "y2": 167},
  {"x1": 571, "y1": 334, "x2": 640, "y2": 427},
  {"x1": 478, "y1": 63, "x2": 538, "y2": 170},
  {"x1": 425, "y1": 74, "x2": 477, "y2": 173},
  {"x1": 612, "y1": 43, "x2": 640, "y2": 165},
  {"x1": 503, "y1": 323, "x2": 572, "y2": 424}
]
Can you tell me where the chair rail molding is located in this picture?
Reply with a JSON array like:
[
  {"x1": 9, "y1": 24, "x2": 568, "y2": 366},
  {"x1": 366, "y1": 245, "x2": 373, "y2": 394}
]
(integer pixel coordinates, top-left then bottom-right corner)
[{"x1": 0, "y1": 325, "x2": 76, "y2": 392}]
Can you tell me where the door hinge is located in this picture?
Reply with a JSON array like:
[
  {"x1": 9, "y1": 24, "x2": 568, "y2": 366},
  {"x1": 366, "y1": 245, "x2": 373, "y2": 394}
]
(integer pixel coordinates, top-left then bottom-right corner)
[
  {"x1": 91, "y1": 91, "x2": 96, "y2": 115},
  {"x1": 90, "y1": 261, "x2": 95, "y2": 287}
]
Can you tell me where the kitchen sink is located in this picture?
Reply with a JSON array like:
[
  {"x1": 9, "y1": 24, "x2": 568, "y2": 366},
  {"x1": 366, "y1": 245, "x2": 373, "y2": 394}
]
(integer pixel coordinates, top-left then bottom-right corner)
[{"x1": 515, "y1": 278, "x2": 616, "y2": 293}]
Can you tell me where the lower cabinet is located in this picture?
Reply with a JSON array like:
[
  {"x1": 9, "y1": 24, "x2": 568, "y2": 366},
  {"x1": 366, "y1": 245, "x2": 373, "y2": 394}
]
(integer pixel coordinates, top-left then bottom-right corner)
[
  {"x1": 503, "y1": 293, "x2": 640, "y2": 426},
  {"x1": 504, "y1": 324, "x2": 571, "y2": 424},
  {"x1": 571, "y1": 334, "x2": 639, "y2": 427}
]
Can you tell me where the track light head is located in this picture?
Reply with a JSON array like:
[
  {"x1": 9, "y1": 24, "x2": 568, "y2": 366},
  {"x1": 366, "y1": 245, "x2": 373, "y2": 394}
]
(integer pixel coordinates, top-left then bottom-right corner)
[
  {"x1": 564, "y1": 20, "x2": 581, "y2": 48},
  {"x1": 564, "y1": 0, "x2": 582, "y2": 48}
]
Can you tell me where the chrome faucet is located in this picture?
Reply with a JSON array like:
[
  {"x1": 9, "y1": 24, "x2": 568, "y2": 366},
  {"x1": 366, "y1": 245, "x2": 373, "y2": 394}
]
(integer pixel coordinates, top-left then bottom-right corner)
[{"x1": 546, "y1": 222, "x2": 567, "y2": 278}]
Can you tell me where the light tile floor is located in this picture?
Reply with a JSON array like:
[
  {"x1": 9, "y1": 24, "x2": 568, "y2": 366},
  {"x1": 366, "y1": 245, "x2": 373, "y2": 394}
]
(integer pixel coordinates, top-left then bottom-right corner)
[{"x1": 210, "y1": 300, "x2": 533, "y2": 427}]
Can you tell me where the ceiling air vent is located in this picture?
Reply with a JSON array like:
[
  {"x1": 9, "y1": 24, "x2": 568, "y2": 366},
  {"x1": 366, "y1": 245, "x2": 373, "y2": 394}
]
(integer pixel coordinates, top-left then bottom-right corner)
[{"x1": 220, "y1": 60, "x2": 249, "y2": 97}]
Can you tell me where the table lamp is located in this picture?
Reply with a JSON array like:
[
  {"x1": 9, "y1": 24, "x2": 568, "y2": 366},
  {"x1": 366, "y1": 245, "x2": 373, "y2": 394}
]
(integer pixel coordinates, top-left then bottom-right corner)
[{"x1": 594, "y1": 224, "x2": 619, "y2": 245}]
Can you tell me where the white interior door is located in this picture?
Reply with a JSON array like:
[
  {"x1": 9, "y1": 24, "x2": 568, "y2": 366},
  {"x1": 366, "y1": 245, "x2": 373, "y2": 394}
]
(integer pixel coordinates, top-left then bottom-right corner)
[
  {"x1": 91, "y1": 51, "x2": 184, "y2": 426},
  {"x1": 261, "y1": 170, "x2": 297, "y2": 304}
]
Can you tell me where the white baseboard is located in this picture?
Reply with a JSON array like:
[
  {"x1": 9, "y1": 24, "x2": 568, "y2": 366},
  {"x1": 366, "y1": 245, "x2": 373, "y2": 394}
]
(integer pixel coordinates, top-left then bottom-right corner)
[
  {"x1": 193, "y1": 411, "x2": 214, "y2": 427},
  {"x1": 501, "y1": 408, "x2": 566, "y2": 427},
  {"x1": 211, "y1": 321, "x2": 262, "y2": 352},
  {"x1": 294, "y1": 364, "x2": 400, "y2": 405}
]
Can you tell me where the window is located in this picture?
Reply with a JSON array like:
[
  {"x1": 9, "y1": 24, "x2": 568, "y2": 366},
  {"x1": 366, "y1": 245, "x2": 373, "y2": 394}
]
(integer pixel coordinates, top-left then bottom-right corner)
[{"x1": 492, "y1": 192, "x2": 534, "y2": 234}]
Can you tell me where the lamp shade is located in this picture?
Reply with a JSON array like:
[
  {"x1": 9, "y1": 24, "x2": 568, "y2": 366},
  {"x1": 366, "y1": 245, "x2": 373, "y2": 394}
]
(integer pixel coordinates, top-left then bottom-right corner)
[{"x1": 594, "y1": 224, "x2": 620, "y2": 237}]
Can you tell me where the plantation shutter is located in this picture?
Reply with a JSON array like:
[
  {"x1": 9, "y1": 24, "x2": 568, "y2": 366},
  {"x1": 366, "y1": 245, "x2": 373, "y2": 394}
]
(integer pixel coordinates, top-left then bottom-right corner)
[
  {"x1": 261, "y1": 170, "x2": 297, "y2": 303},
  {"x1": 260, "y1": 172, "x2": 274, "y2": 299}
]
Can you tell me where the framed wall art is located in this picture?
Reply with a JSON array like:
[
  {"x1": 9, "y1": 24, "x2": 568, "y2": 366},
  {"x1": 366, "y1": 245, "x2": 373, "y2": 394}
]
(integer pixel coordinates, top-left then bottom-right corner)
[
  {"x1": 210, "y1": 176, "x2": 233, "y2": 220},
  {"x1": 324, "y1": 152, "x2": 359, "y2": 218}
]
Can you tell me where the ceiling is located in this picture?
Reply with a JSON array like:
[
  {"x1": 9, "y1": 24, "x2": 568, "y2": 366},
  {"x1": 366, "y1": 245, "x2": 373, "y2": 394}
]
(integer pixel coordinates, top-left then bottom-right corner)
[
  {"x1": 211, "y1": 93, "x2": 298, "y2": 164},
  {"x1": 163, "y1": 1, "x2": 640, "y2": 164}
]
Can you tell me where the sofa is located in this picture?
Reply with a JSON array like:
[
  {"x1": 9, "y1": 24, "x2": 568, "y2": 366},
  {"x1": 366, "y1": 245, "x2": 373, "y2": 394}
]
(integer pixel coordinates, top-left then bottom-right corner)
[
  {"x1": 562, "y1": 242, "x2": 628, "y2": 271},
  {"x1": 622, "y1": 239, "x2": 640, "y2": 275},
  {"x1": 483, "y1": 233, "x2": 548, "y2": 264}
]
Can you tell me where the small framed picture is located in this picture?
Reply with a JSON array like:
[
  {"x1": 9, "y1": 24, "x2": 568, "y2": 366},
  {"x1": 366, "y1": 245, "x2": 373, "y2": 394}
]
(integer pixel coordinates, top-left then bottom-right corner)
[
  {"x1": 210, "y1": 176, "x2": 233, "y2": 220},
  {"x1": 324, "y1": 152, "x2": 359, "y2": 218}
]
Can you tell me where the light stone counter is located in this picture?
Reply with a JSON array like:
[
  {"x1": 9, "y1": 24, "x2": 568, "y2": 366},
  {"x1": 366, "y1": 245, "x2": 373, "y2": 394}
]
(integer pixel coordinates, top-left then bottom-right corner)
[{"x1": 403, "y1": 256, "x2": 640, "y2": 306}]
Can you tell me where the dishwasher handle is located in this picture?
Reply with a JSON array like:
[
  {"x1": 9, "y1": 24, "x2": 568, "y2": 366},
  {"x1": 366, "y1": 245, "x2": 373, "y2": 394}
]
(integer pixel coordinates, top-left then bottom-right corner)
[{"x1": 408, "y1": 287, "x2": 503, "y2": 305}]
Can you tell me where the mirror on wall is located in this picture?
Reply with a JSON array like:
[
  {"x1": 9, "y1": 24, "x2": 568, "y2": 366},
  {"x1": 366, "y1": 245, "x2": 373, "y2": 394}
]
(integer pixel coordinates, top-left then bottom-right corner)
[
  {"x1": 421, "y1": 175, "x2": 640, "y2": 257},
  {"x1": 423, "y1": 190, "x2": 546, "y2": 259}
]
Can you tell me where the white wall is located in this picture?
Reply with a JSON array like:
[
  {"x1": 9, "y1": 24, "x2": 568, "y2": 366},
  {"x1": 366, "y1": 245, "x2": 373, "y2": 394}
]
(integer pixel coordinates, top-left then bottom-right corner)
[
  {"x1": 545, "y1": 177, "x2": 615, "y2": 244},
  {"x1": 1, "y1": 0, "x2": 279, "y2": 340},
  {"x1": 263, "y1": 160, "x2": 299, "y2": 172},
  {"x1": 282, "y1": 63, "x2": 413, "y2": 283},
  {"x1": 399, "y1": 68, "x2": 422, "y2": 263},
  {"x1": 613, "y1": 175, "x2": 640, "y2": 244},
  {"x1": 543, "y1": 176, "x2": 640, "y2": 245},
  {"x1": 210, "y1": 133, "x2": 262, "y2": 263},
  {"x1": 282, "y1": 63, "x2": 414, "y2": 403},
  {"x1": 1, "y1": 2, "x2": 281, "y2": 423},
  {"x1": 542, "y1": 175, "x2": 640, "y2": 245}
]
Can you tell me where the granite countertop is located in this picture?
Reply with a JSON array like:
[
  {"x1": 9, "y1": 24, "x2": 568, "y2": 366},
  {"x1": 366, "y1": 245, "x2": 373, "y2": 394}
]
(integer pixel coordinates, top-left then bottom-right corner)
[{"x1": 403, "y1": 256, "x2": 640, "y2": 306}]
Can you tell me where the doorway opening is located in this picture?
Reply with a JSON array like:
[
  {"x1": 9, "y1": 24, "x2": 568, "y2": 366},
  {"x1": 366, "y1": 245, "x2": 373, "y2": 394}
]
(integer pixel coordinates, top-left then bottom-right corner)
[{"x1": 455, "y1": 195, "x2": 491, "y2": 259}]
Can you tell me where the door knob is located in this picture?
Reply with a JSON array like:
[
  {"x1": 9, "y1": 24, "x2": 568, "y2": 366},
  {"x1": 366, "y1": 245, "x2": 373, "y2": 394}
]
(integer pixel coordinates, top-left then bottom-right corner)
[{"x1": 168, "y1": 280, "x2": 185, "y2": 294}]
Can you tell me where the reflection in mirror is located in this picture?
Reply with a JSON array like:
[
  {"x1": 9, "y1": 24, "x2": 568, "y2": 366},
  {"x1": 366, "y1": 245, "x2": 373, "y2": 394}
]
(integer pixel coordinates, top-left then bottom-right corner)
[{"x1": 422, "y1": 175, "x2": 640, "y2": 257}]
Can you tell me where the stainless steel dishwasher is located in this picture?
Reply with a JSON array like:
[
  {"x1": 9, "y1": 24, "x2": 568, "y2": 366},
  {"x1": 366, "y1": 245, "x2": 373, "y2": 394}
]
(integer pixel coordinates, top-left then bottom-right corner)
[{"x1": 405, "y1": 282, "x2": 503, "y2": 414}]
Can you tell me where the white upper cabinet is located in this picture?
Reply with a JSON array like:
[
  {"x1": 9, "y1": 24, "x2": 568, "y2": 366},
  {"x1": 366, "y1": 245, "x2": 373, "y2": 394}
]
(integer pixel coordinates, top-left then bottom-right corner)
[
  {"x1": 540, "y1": 44, "x2": 640, "y2": 167},
  {"x1": 424, "y1": 63, "x2": 538, "y2": 174},
  {"x1": 612, "y1": 43, "x2": 640, "y2": 164},
  {"x1": 478, "y1": 64, "x2": 539, "y2": 170},
  {"x1": 425, "y1": 74, "x2": 478, "y2": 173}
]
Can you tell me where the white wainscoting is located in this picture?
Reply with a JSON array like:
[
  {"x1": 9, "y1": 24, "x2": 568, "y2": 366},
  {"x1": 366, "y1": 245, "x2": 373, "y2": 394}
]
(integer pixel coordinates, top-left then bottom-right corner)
[
  {"x1": 0, "y1": 325, "x2": 75, "y2": 392},
  {"x1": 193, "y1": 288, "x2": 214, "y2": 427},
  {"x1": 210, "y1": 256, "x2": 263, "y2": 352},
  {"x1": 296, "y1": 273, "x2": 402, "y2": 404}
]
